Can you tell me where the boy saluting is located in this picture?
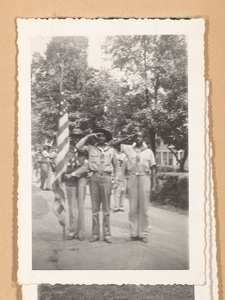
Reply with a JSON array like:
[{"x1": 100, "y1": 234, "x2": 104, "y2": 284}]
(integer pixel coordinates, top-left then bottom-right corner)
[
  {"x1": 112, "y1": 132, "x2": 156, "y2": 243},
  {"x1": 76, "y1": 128, "x2": 118, "y2": 244}
]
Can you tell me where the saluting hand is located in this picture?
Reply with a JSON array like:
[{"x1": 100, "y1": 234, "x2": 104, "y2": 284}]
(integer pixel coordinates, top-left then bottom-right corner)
[
  {"x1": 125, "y1": 133, "x2": 137, "y2": 142},
  {"x1": 88, "y1": 133, "x2": 101, "y2": 139}
]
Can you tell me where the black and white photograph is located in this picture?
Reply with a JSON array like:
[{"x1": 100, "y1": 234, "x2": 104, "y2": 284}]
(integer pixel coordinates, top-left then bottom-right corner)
[
  {"x1": 26, "y1": 284, "x2": 196, "y2": 300},
  {"x1": 18, "y1": 19, "x2": 205, "y2": 285},
  {"x1": 31, "y1": 33, "x2": 189, "y2": 270},
  {"x1": 20, "y1": 133, "x2": 218, "y2": 300}
]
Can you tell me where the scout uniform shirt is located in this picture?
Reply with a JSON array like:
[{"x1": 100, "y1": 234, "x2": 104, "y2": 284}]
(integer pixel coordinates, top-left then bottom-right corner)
[
  {"x1": 63, "y1": 146, "x2": 88, "y2": 186},
  {"x1": 120, "y1": 142, "x2": 156, "y2": 239},
  {"x1": 121, "y1": 142, "x2": 156, "y2": 175},
  {"x1": 79, "y1": 144, "x2": 117, "y2": 175}
]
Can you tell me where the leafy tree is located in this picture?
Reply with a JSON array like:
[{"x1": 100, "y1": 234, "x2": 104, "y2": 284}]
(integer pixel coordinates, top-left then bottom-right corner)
[
  {"x1": 31, "y1": 37, "x2": 111, "y2": 146},
  {"x1": 103, "y1": 35, "x2": 188, "y2": 171},
  {"x1": 31, "y1": 37, "x2": 89, "y2": 144},
  {"x1": 31, "y1": 34, "x2": 188, "y2": 171}
]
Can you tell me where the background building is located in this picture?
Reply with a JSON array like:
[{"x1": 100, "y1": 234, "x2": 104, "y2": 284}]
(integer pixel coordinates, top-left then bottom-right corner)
[{"x1": 156, "y1": 137, "x2": 188, "y2": 171}]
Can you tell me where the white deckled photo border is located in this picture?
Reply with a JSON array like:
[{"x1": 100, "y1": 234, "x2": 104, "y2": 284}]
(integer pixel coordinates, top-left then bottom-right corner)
[{"x1": 17, "y1": 18, "x2": 205, "y2": 285}]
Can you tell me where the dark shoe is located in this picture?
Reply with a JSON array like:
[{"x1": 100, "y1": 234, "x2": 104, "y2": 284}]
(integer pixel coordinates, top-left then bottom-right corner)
[
  {"x1": 104, "y1": 236, "x2": 112, "y2": 244},
  {"x1": 78, "y1": 237, "x2": 84, "y2": 241},
  {"x1": 119, "y1": 207, "x2": 125, "y2": 212},
  {"x1": 127, "y1": 236, "x2": 139, "y2": 241},
  {"x1": 67, "y1": 234, "x2": 78, "y2": 241},
  {"x1": 141, "y1": 237, "x2": 149, "y2": 243},
  {"x1": 90, "y1": 236, "x2": 99, "y2": 242}
]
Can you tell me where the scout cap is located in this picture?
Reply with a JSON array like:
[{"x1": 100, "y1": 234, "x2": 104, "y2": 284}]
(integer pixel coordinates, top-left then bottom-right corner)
[
  {"x1": 70, "y1": 127, "x2": 84, "y2": 137},
  {"x1": 92, "y1": 128, "x2": 112, "y2": 142}
]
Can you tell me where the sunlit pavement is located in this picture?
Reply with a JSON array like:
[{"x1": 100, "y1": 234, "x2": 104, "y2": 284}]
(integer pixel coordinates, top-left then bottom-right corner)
[{"x1": 32, "y1": 177, "x2": 189, "y2": 270}]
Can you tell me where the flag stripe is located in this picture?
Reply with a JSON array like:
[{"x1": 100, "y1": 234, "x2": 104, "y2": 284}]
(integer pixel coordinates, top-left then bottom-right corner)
[
  {"x1": 58, "y1": 112, "x2": 68, "y2": 126},
  {"x1": 57, "y1": 136, "x2": 70, "y2": 154},
  {"x1": 54, "y1": 166, "x2": 66, "y2": 182},
  {"x1": 57, "y1": 119, "x2": 69, "y2": 144},
  {"x1": 52, "y1": 92, "x2": 69, "y2": 227},
  {"x1": 55, "y1": 144, "x2": 69, "y2": 170},
  {"x1": 55, "y1": 157, "x2": 67, "y2": 173},
  {"x1": 58, "y1": 130, "x2": 69, "y2": 149},
  {"x1": 55, "y1": 154, "x2": 68, "y2": 171},
  {"x1": 53, "y1": 180, "x2": 66, "y2": 201},
  {"x1": 58, "y1": 114, "x2": 69, "y2": 131}
]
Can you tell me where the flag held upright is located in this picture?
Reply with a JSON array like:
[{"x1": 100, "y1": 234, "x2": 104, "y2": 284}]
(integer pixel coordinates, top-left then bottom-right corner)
[{"x1": 52, "y1": 61, "x2": 70, "y2": 228}]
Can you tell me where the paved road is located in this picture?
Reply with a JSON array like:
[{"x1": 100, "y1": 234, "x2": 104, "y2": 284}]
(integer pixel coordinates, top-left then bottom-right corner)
[{"x1": 32, "y1": 181, "x2": 189, "y2": 270}]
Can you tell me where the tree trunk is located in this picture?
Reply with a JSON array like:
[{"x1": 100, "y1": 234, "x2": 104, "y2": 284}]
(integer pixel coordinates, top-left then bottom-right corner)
[
  {"x1": 149, "y1": 128, "x2": 156, "y2": 154},
  {"x1": 143, "y1": 36, "x2": 150, "y2": 105},
  {"x1": 180, "y1": 148, "x2": 188, "y2": 172},
  {"x1": 154, "y1": 73, "x2": 159, "y2": 104}
]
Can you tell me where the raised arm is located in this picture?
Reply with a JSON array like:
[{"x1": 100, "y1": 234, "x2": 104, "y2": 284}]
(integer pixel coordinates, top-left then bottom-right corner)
[
  {"x1": 76, "y1": 133, "x2": 100, "y2": 150},
  {"x1": 111, "y1": 134, "x2": 137, "y2": 147}
]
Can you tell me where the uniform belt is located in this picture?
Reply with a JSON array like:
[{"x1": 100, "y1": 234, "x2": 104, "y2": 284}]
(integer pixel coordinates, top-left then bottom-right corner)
[
  {"x1": 128, "y1": 171, "x2": 150, "y2": 176},
  {"x1": 92, "y1": 171, "x2": 112, "y2": 176}
]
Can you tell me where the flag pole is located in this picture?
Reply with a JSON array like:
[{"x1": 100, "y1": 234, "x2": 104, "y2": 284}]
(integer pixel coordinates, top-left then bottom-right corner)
[
  {"x1": 60, "y1": 61, "x2": 66, "y2": 242},
  {"x1": 60, "y1": 61, "x2": 64, "y2": 93}
]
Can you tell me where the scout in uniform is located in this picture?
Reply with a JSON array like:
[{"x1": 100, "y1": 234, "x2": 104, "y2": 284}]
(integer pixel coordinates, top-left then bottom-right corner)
[
  {"x1": 63, "y1": 128, "x2": 88, "y2": 241},
  {"x1": 112, "y1": 145, "x2": 127, "y2": 212},
  {"x1": 40, "y1": 140, "x2": 54, "y2": 190},
  {"x1": 76, "y1": 128, "x2": 118, "y2": 244},
  {"x1": 112, "y1": 132, "x2": 156, "y2": 243}
]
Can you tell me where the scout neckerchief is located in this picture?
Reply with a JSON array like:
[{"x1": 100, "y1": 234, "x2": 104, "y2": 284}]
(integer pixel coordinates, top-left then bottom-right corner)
[{"x1": 97, "y1": 144, "x2": 110, "y2": 163}]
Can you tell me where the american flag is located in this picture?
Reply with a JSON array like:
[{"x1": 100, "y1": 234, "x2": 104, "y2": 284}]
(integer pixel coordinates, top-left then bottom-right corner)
[{"x1": 52, "y1": 92, "x2": 69, "y2": 226}]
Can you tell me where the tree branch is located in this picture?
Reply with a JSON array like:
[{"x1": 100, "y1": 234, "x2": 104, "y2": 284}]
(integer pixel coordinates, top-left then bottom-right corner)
[{"x1": 167, "y1": 146, "x2": 180, "y2": 164}]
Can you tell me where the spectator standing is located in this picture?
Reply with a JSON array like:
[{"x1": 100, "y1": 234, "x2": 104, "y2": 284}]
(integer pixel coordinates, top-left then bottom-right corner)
[
  {"x1": 112, "y1": 145, "x2": 126, "y2": 212},
  {"x1": 40, "y1": 141, "x2": 53, "y2": 190}
]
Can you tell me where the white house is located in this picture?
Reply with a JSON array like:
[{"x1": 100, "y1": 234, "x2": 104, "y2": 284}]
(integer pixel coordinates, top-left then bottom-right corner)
[{"x1": 155, "y1": 137, "x2": 188, "y2": 170}]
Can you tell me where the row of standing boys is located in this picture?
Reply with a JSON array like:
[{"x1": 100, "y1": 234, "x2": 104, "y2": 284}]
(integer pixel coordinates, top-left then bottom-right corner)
[{"x1": 36, "y1": 127, "x2": 156, "y2": 244}]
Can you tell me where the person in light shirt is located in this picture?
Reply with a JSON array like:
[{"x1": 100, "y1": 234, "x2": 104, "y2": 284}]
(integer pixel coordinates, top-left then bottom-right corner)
[
  {"x1": 76, "y1": 128, "x2": 118, "y2": 244},
  {"x1": 112, "y1": 145, "x2": 127, "y2": 212},
  {"x1": 40, "y1": 145, "x2": 53, "y2": 190},
  {"x1": 112, "y1": 132, "x2": 156, "y2": 243}
]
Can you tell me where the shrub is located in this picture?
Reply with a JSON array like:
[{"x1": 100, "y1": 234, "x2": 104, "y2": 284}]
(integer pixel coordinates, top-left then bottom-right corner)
[
  {"x1": 151, "y1": 172, "x2": 189, "y2": 210},
  {"x1": 157, "y1": 165, "x2": 176, "y2": 173}
]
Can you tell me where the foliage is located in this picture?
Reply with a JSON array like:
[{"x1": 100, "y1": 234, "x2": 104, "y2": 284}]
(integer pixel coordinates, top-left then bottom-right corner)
[
  {"x1": 157, "y1": 165, "x2": 177, "y2": 173},
  {"x1": 32, "y1": 35, "x2": 188, "y2": 171},
  {"x1": 103, "y1": 35, "x2": 188, "y2": 170},
  {"x1": 151, "y1": 172, "x2": 189, "y2": 210},
  {"x1": 31, "y1": 37, "x2": 111, "y2": 145}
]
